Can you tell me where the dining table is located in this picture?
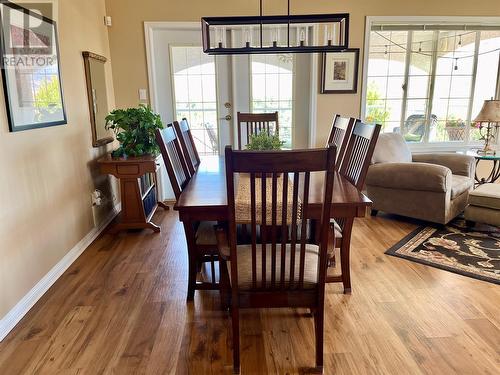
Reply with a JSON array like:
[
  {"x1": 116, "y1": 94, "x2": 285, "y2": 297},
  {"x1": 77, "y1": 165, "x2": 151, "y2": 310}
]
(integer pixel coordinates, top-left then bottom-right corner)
[{"x1": 174, "y1": 155, "x2": 372, "y2": 297}]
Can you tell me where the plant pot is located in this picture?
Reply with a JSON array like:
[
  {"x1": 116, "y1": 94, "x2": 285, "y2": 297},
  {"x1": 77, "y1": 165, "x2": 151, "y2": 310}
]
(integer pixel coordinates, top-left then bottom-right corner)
[{"x1": 445, "y1": 126, "x2": 465, "y2": 141}]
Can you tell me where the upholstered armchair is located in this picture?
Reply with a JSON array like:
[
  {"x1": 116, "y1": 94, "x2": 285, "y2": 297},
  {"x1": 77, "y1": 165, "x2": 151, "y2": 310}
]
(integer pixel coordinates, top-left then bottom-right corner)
[{"x1": 366, "y1": 134, "x2": 476, "y2": 224}]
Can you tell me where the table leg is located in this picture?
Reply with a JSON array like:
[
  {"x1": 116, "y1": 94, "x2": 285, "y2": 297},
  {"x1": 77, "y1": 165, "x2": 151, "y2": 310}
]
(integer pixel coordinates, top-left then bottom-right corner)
[
  {"x1": 183, "y1": 221, "x2": 198, "y2": 301},
  {"x1": 475, "y1": 159, "x2": 500, "y2": 186},
  {"x1": 340, "y1": 218, "x2": 354, "y2": 294}
]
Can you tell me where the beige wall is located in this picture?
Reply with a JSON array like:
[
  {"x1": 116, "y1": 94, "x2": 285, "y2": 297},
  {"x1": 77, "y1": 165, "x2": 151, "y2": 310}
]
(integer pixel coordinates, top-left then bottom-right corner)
[
  {"x1": 0, "y1": 0, "x2": 117, "y2": 319},
  {"x1": 105, "y1": 0, "x2": 500, "y2": 145}
]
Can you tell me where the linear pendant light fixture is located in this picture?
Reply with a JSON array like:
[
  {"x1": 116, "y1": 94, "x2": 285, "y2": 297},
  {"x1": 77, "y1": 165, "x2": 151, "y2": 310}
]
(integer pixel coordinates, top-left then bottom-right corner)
[{"x1": 201, "y1": 0, "x2": 349, "y2": 55}]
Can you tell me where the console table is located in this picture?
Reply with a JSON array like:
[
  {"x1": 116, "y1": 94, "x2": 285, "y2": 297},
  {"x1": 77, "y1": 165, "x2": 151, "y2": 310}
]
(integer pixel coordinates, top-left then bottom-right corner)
[{"x1": 98, "y1": 154, "x2": 168, "y2": 233}]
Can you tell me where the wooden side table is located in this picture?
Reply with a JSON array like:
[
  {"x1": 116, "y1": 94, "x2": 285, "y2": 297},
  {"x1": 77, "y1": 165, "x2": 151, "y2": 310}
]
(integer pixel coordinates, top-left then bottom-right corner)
[{"x1": 98, "y1": 154, "x2": 169, "y2": 233}]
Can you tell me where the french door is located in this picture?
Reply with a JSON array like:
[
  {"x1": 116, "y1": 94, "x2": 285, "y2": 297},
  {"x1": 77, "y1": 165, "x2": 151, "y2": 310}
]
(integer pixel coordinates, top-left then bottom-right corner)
[{"x1": 146, "y1": 25, "x2": 232, "y2": 156}]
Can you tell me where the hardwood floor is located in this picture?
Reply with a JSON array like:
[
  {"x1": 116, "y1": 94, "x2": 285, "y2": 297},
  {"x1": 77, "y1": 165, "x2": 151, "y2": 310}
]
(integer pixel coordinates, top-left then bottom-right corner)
[{"x1": 0, "y1": 209, "x2": 499, "y2": 374}]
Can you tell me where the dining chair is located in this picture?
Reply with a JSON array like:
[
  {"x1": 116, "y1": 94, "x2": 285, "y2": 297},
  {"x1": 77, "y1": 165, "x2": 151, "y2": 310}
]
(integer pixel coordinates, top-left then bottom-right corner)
[
  {"x1": 327, "y1": 114, "x2": 356, "y2": 170},
  {"x1": 236, "y1": 111, "x2": 279, "y2": 150},
  {"x1": 173, "y1": 118, "x2": 201, "y2": 175},
  {"x1": 216, "y1": 144, "x2": 337, "y2": 373},
  {"x1": 155, "y1": 124, "x2": 219, "y2": 300},
  {"x1": 328, "y1": 120, "x2": 381, "y2": 291}
]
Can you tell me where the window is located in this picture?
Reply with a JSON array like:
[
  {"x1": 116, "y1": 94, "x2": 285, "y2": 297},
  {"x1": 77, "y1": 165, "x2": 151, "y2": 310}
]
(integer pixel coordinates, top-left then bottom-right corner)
[
  {"x1": 170, "y1": 46, "x2": 218, "y2": 155},
  {"x1": 363, "y1": 19, "x2": 500, "y2": 148},
  {"x1": 250, "y1": 54, "x2": 294, "y2": 147}
]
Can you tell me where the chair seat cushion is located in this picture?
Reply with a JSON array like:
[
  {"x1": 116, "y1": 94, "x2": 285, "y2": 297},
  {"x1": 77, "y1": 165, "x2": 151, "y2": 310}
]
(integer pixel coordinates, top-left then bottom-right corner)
[
  {"x1": 195, "y1": 221, "x2": 217, "y2": 245},
  {"x1": 451, "y1": 175, "x2": 473, "y2": 199},
  {"x1": 469, "y1": 183, "x2": 500, "y2": 210},
  {"x1": 227, "y1": 243, "x2": 320, "y2": 290}
]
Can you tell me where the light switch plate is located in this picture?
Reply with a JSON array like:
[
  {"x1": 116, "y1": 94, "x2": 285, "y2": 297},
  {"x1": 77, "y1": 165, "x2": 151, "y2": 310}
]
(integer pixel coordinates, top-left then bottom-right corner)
[{"x1": 139, "y1": 89, "x2": 148, "y2": 101}]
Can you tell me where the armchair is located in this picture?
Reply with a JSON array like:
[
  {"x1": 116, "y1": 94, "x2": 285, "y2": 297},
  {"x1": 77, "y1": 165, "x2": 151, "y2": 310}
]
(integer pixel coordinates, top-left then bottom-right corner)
[{"x1": 366, "y1": 134, "x2": 476, "y2": 224}]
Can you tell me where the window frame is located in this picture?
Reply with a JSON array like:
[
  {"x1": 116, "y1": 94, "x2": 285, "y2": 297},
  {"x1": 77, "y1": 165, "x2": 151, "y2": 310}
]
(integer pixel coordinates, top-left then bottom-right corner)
[{"x1": 361, "y1": 16, "x2": 500, "y2": 152}]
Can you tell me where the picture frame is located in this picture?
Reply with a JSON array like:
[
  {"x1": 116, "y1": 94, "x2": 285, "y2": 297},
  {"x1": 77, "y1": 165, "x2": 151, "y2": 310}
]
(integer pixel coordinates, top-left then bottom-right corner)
[
  {"x1": 0, "y1": 0, "x2": 67, "y2": 132},
  {"x1": 321, "y1": 48, "x2": 359, "y2": 94}
]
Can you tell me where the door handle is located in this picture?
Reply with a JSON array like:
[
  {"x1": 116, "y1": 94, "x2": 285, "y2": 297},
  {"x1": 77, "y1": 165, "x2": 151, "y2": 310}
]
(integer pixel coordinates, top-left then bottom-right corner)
[{"x1": 224, "y1": 114, "x2": 232, "y2": 121}]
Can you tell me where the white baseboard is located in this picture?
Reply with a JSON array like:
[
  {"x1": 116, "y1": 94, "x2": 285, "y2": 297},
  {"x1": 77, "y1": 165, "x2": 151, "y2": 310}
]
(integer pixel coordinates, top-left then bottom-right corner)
[{"x1": 0, "y1": 203, "x2": 121, "y2": 342}]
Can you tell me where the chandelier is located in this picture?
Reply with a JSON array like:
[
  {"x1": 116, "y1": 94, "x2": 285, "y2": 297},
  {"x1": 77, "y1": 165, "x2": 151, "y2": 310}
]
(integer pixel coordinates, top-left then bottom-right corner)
[{"x1": 201, "y1": 0, "x2": 349, "y2": 55}]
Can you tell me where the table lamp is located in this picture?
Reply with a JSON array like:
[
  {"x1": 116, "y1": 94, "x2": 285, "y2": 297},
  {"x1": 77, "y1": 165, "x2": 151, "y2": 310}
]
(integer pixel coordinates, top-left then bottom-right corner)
[{"x1": 474, "y1": 99, "x2": 500, "y2": 155}]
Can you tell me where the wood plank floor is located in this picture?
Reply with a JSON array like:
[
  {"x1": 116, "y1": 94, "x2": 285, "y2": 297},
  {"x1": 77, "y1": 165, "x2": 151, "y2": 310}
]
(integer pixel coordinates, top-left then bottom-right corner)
[{"x1": 0, "y1": 209, "x2": 499, "y2": 374}]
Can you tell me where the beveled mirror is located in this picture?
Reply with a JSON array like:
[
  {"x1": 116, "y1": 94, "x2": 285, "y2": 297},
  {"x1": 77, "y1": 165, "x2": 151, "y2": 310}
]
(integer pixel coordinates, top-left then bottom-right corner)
[{"x1": 83, "y1": 51, "x2": 113, "y2": 147}]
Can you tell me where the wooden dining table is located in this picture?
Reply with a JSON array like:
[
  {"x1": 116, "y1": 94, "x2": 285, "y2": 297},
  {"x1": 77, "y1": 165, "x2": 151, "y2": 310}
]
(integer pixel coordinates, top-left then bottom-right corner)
[{"x1": 174, "y1": 155, "x2": 372, "y2": 297}]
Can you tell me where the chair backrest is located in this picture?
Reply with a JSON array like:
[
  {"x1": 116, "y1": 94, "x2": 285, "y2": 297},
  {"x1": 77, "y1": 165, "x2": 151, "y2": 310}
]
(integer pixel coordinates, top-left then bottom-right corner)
[
  {"x1": 173, "y1": 118, "x2": 201, "y2": 175},
  {"x1": 327, "y1": 114, "x2": 356, "y2": 169},
  {"x1": 339, "y1": 120, "x2": 381, "y2": 190},
  {"x1": 155, "y1": 124, "x2": 191, "y2": 200},
  {"x1": 237, "y1": 112, "x2": 279, "y2": 150},
  {"x1": 224, "y1": 145, "x2": 336, "y2": 293}
]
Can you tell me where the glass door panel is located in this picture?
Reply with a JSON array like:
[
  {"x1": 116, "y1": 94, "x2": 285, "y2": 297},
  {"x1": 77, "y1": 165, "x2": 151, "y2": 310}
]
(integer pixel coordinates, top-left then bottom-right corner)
[{"x1": 170, "y1": 46, "x2": 219, "y2": 155}]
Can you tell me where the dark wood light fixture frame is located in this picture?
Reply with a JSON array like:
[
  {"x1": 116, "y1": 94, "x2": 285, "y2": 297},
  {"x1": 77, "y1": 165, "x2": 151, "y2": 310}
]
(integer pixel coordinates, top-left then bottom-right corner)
[{"x1": 201, "y1": 0, "x2": 349, "y2": 55}]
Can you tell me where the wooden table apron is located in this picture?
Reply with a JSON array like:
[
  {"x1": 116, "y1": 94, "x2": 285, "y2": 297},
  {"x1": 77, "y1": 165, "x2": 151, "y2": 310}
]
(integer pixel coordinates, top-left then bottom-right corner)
[{"x1": 174, "y1": 156, "x2": 371, "y2": 223}]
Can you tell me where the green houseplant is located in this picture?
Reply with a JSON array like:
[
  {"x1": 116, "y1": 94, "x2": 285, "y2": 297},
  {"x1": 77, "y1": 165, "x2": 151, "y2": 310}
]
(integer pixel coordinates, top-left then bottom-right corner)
[
  {"x1": 246, "y1": 132, "x2": 284, "y2": 150},
  {"x1": 105, "y1": 105, "x2": 163, "y2": 157}
]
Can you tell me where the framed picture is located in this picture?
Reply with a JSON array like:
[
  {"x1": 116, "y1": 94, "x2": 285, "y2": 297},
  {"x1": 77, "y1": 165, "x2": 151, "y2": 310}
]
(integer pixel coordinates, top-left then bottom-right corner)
[
  {"x1": 321, "y1": 49, "x2": 359, "y2": 94},
  {"x1": 0, "y1": 0, "x2": 66, "y2": 132}
]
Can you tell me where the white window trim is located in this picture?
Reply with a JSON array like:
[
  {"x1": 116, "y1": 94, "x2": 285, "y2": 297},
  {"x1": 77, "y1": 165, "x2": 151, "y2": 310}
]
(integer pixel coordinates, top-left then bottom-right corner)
[{"x1": 361, "y1": 16, "x2": 500, "y2": 153}]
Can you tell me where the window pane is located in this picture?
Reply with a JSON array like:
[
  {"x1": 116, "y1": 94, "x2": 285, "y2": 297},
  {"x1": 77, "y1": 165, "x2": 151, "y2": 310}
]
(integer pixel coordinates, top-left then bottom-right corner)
[
  {"x1": 366, "y1": 31, "x2": 408, "y2": 132},
  {"x1": 471, "y1": 31, "x2": 500, "y2": 141},
  {"x1": 251, "y1": 54, "x2": 294, "y2": 147},
  {"x1": 170, "y1": 46, "x2": 218, "y2": 155}
]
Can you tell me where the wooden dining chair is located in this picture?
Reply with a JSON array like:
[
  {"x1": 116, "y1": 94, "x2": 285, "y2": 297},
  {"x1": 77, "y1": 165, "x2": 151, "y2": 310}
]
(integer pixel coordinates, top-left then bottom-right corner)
[
  {"x1": 173, "y1": 118, "x2": 201, "y2": 175},
  {"x1": 155, "y1": 124, "x2": 219, "y2": 300},
  {"x1": 216, "y1": 145, "x2": 337, "y2": 373},
  {"x1": 327, "y1": 114, "x2": 356, "y2": 170},
  {"x1": 328, "y1": 120, "x2": 381, "y2": 291},
  {"x1": 237, "y1": 112, "x2": 279, "y2": 150}
]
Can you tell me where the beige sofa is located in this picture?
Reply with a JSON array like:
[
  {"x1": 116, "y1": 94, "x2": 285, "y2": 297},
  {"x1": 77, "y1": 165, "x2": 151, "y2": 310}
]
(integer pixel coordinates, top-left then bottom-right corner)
[{"x1": 366, "y1": 134, "x2": 476, "y2": 224}]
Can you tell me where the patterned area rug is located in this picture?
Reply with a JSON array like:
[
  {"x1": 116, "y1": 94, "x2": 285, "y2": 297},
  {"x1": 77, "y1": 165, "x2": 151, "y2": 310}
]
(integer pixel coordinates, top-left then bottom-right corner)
[{"x1": 386, "y1": 218, "x2": 500, "y2": 284}]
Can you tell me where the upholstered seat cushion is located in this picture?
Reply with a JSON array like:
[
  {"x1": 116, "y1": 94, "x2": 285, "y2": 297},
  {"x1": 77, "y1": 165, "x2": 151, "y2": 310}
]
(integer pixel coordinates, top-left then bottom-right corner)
[
  {"x1": 451, "y1": 175, "x2": 474, "y2": 199},
  {"x1": 469, "y1": 183, "x2": 500, "y2": 210},
  {"x1": 227, "y1": 243, "x2": 320, "y2": 290},
  {"x1": 195, "y1": 221, "x2": 217, "y2": 245}
]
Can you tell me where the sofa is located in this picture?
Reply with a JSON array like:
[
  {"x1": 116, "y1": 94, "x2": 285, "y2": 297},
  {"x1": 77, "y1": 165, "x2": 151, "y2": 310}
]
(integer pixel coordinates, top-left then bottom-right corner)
[{"x1": 365, "y1": 133, "x2": 476, "y2": 224}]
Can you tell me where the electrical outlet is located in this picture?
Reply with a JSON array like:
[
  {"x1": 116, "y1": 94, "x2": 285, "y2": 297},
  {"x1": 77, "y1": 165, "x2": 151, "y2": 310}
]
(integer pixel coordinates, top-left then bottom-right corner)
[{"x1": 92, "y1": 189, "x2": 103, "y2": 206}]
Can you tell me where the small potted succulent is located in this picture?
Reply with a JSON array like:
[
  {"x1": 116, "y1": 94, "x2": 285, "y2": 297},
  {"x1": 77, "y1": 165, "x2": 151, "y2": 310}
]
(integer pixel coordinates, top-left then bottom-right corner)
[
  {"x1": 444, "y1": 117, "x2": 466, "y2": 141},
  {"x1": 105, "y1": 105, "x2": 164, "y2": 158}
]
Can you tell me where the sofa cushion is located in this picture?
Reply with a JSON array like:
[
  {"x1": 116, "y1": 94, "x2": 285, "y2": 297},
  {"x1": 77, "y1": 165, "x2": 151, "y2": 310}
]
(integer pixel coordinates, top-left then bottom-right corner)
[
  {"x1": 372, "y1": 133, "x2": 412, "y2": 164},
  {"x1": 469, "y1": 183, "x2": 500, "y2": 210},
  {"x1": 450, "y1": 175, "x2": 473, "y2": 199},
  {"x1": 228, "y1": 243, "x2": 319, "y2": 289}
]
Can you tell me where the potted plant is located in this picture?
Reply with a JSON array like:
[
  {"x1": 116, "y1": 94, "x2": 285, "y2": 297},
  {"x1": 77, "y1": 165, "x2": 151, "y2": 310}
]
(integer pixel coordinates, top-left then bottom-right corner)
[
  {"x1": 246, "y1": 132, "x2": 285, "y2": 177},
  {"x1": 444, "y1": 117, "x2": 466, "y2": 141},
  {"x1": 105, "y1": 105, "x2": 164, "y2": 158},
  {"x1": 246, "y1": 132, "x2": 284, "y2": 151}
]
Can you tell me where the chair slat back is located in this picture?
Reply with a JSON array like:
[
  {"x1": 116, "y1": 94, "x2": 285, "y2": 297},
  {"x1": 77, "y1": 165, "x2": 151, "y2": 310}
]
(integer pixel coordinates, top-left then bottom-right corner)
[
  {"x1": 225, "y1": 146, "x2": 336, "y2": 292},
  {"x1": 339, "y1": 120, "x2": 381, "y2": 190},
  {"x1": 155, "y1": 124, "x2": 191, "y2": 200},
  {"x1": 327, "y1": 114, "x2": 356, "y2": 169},
  {"x1": 237, "y1": 112, "x2": 279, "y2": 150},
  {"x1": 174, "y1": 119, "x2": 201, "y2": 175}
]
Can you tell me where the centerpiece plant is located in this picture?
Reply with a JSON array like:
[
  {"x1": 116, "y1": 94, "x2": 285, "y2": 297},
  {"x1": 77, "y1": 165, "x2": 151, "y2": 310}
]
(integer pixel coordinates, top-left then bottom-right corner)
[
  {"x1": 105, "y1": 105, "x2": 163, "y2": 157},
  {"x1": 246, "y1": 132, "x2": 284, "y2": 150}
]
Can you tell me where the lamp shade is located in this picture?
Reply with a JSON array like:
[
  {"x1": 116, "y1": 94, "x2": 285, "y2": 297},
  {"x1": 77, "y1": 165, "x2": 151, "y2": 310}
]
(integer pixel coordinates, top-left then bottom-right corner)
[{"x1": 474, "y1": 100, "x2": 500, "y2": 122}]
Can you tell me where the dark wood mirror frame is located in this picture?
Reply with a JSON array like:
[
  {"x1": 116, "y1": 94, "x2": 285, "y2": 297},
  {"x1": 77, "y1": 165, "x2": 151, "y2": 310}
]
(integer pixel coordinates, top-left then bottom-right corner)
[{"x1": 83, "y1": 51, "x2": 114, "y2": 147}]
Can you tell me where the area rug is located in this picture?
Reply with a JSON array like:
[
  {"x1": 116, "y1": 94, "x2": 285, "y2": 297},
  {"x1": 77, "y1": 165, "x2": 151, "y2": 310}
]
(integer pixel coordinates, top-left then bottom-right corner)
[{"x1": 386, "y1": 218, "x2": 500, "y2": 284}]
